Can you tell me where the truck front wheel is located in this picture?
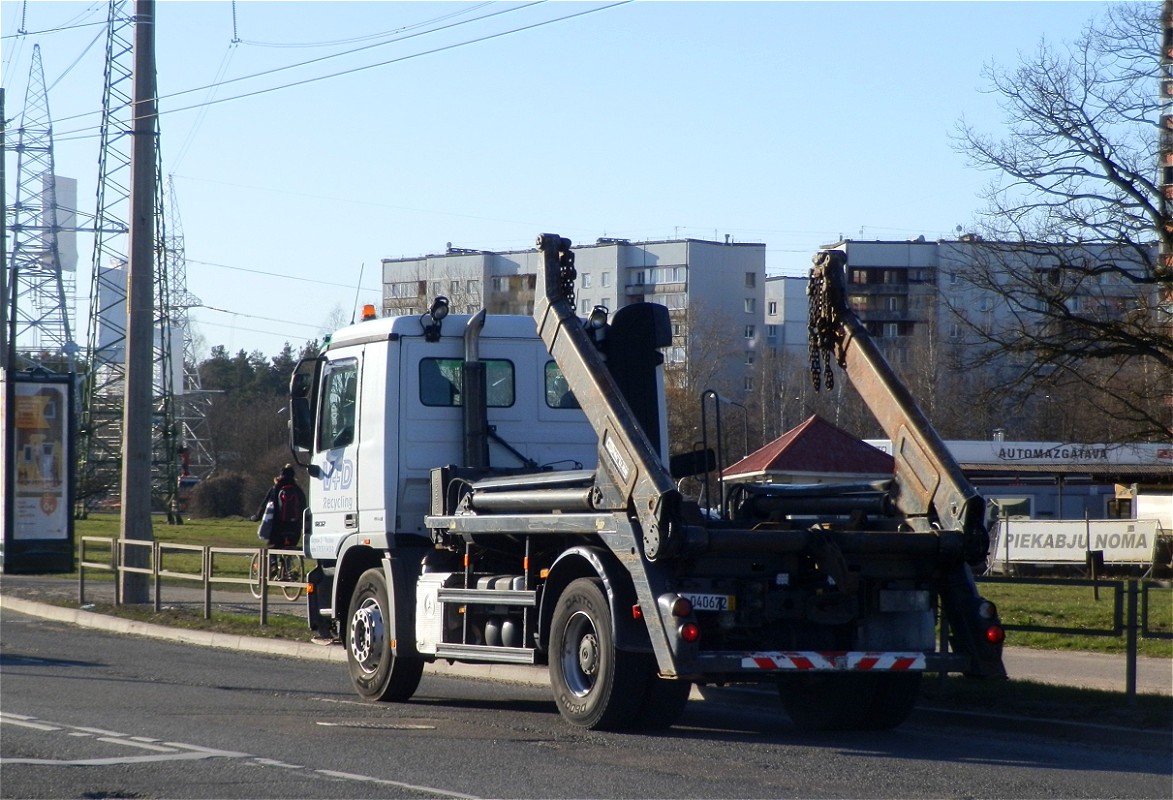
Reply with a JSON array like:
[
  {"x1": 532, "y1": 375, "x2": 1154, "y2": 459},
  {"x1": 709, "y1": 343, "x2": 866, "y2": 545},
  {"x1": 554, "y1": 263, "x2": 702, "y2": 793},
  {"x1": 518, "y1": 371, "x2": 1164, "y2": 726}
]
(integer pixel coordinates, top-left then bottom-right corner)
[
  {"x1": 549, "y1": 578, "x2": 644, "y2": 730},
  {"x1": 347, "y1": 567, "x2": 424, "y2": 702}
]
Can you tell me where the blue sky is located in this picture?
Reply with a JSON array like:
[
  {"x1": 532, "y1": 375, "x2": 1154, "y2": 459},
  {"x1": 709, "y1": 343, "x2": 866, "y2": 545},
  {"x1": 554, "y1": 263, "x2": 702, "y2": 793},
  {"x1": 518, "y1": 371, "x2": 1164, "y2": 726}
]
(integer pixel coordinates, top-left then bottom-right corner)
[{"x1": 2, "y1": 1, "x2": 1120, "y2": 358}]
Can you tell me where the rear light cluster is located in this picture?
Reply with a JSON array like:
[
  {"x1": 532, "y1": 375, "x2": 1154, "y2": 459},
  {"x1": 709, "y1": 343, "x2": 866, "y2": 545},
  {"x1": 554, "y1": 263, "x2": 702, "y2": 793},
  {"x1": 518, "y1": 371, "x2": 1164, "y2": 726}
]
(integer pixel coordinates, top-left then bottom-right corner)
[
  {"x1": 978, "y1": 599, "x2": 1005, "y2": 645},
  {"x1": 667, "y1": 594, "x2": 699, "y2": 644}
]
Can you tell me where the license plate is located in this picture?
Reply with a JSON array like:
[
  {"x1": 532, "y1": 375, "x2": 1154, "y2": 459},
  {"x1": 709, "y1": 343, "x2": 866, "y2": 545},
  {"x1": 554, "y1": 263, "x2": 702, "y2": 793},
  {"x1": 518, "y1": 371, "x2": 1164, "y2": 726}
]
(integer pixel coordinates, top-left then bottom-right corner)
[{"x1": 682, "y1": 593, "x2": 736, "y2": 612}]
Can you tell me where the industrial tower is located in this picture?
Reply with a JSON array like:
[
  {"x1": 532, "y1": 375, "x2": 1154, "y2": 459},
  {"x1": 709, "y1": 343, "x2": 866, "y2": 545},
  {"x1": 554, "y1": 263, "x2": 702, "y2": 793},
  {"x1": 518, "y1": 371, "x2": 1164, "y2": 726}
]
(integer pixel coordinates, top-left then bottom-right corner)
[
  {"x1": 7, "y1": 44, "x2": 79, "y2": 373},
  {"x1": 164, "y1": 175, "x2": 217, "y2": 504},
  {"x1": 76, "y1": 0, "x2": 178, "y2": 515}
]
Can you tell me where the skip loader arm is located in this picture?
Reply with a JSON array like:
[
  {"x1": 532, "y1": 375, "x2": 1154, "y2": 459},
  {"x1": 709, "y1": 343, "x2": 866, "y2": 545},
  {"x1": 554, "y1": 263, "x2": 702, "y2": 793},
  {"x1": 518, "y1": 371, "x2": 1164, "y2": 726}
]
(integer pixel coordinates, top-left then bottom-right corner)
[
  {"x1": 532, "y1": 234, "x2": 685, "y2": 560},
  {"x1": 808, "y1": 249, "x2": 989, "y2": 563}
]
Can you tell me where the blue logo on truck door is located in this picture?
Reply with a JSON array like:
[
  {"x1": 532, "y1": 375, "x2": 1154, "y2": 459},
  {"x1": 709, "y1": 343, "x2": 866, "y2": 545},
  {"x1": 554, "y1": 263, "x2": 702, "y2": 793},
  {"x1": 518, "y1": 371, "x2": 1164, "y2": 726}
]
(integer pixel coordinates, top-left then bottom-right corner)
[{"x1": 320, "y1": 458, "x2": 354, "y2": 491}]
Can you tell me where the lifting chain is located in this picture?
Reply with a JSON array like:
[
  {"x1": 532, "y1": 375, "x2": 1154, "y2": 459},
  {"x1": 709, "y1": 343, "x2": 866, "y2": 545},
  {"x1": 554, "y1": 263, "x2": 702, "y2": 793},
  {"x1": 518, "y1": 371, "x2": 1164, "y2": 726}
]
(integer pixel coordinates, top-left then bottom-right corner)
[
  {"x1": 807, "y1": 251, "x2": 847, "y2": 392},
  {"x1": 557, "y1": 242, "x2": 577, "y2": 310}
]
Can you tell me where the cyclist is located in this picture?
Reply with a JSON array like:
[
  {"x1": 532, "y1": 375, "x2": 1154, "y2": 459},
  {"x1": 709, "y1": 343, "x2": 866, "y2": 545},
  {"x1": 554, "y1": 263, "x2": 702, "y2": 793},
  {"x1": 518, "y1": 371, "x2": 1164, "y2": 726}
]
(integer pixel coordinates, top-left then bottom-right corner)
[{"x1": 251, "y1": 464, "x2": 306, "y2": 576}]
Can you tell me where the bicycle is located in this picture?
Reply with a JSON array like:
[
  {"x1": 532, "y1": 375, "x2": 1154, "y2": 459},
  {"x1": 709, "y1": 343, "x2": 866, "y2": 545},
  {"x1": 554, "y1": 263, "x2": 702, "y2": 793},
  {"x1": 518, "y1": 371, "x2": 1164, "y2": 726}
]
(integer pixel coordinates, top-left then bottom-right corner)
[{"x1": 249, "y1": 548, "x2": 304, "y2": 601}]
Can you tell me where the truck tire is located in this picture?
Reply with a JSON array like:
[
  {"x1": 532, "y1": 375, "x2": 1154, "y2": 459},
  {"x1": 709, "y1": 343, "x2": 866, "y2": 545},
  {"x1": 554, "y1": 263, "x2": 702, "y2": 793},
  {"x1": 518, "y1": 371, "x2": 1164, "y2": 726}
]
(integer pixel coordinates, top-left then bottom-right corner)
[
  {"x1": 347, "y1": 567, "x2": 423, "y2": 703},
  {"x1": 777, "y1": 672, "x2": 918, "y2": 731},
  {"x1": 549, "y1": 578, "x2": 644, "y2": 730}
]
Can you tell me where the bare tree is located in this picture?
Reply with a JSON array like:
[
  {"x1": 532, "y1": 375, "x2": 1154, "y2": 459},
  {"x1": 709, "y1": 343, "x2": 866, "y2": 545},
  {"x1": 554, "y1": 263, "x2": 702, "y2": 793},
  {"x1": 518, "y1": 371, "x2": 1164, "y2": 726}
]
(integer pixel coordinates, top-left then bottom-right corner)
[{"x1": 952, "y1": 2, "x2": 1172, "y2": 441}]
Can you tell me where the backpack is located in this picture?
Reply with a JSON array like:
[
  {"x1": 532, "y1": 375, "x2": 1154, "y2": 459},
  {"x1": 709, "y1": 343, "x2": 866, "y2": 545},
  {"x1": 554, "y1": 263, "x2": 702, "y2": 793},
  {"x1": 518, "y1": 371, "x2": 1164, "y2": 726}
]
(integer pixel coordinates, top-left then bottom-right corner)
[{"x1": 275, "y1": 484, "x2": 303, "y2": 526}]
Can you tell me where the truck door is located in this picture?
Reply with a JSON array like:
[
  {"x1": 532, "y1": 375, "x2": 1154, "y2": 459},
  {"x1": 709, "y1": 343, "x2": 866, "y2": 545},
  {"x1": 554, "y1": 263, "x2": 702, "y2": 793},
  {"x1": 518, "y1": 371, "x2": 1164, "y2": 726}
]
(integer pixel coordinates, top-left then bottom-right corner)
[{"x1": 309, "y1": 355, "x2": 360, "y2": 559}]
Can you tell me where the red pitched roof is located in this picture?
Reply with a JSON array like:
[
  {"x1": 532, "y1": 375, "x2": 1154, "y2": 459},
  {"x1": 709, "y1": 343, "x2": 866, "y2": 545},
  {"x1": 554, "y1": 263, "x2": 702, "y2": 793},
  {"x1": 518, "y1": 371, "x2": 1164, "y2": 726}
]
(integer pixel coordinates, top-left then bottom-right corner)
[{"x1": 723, "y1": 415, "x2": 894, "y2": 479}]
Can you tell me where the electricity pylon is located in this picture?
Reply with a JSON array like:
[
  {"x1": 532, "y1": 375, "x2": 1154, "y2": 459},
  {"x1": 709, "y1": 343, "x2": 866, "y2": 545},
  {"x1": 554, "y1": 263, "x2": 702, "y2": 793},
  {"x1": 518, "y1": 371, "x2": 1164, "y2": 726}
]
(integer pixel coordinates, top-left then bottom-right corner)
[
  {"x1": 163, "y1": 175, "x2": 217, "y2": 512},
  {"x1": 7, "y1": 44, "x2": 78, "y2": 373},
  {"x1": 77, "y1": 0, "x2": 177, "y2": 516}
]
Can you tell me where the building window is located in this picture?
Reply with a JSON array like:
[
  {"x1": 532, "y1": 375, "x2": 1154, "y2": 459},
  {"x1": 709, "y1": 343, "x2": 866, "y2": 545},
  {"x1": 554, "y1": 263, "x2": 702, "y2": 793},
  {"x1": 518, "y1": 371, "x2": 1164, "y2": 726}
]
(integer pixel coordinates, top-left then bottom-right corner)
[
  {"x1": 449, "y1": 281, "x2": 459, "y2": 294},
  {"x1": 744, "y1": 376, "x2": 754, "y2": 392},
  {"x1": 767, "y1": 324, "x2": 778, "y2": 339},
  {"x1": 430, "y1": 281, "x2": 442, "y2": 296},
  {"x1": 767, "y1": 301, "x2": 777, "y2": 315},
  {"x1": 851, "y1": 269, "x2": 868, "y2": 284},
  {"x1": 581, "y1": 298, "x2": 592, "y2": 314},
  {"x1": 745, "y1": 272, "x2": 756, "y2": 288},
  {"x1": 744, "y1": 324, "x2": 755, "y2": 339},
  {"x1": 883, "y1": 323, "x2": 898, "y2": 337},
  {"x1": 744, "y1": 298, "x2": 757, "y2": 314},
  {"x1": 601, "y1": 272, "x2": 611, "y2": 287},
  {"x1": 887, "y1": 297, "x2": 900, "y2": 311},
  {"x1": 849, "y1": 295, "x2": 868, "y2": 312},
  {"x1": 745, "y1": 352, "x2": 754, "y2": 366},
  {"x1": 492, "y1": 277, "x2": 503, "y2": 292},
  {"x1": 634, "y1": 270, "x2": 645, "y2": 286},
  {"x1": 582, "y1": 273, "x2": 593, "y2": 289},
  {"x1": 467, "y1": 279, "x2": 479, "y2": 295}
]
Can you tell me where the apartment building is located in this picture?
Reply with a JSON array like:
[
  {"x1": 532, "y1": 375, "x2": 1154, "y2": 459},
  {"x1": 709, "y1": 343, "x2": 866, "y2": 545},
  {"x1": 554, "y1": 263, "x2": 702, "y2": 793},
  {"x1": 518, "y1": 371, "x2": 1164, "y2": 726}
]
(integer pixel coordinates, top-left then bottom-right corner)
[
  {"x1": 382, "y1": 237, "x2": 766, "y2": 393},
  {"x1": 804, "y1": 237, "x2": 1157, "y2": 368}
]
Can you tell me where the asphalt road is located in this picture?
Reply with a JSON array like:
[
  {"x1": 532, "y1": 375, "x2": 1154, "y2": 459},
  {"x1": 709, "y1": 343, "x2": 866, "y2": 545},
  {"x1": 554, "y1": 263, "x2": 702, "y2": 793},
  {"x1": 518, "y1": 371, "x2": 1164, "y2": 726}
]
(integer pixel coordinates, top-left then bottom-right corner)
[
  {"x1": 2, "y1": 608, "x2": 1171, "y2": 800},
  {"x1": 2, "y1": 573, "x2": 1170, "y2": 697}
]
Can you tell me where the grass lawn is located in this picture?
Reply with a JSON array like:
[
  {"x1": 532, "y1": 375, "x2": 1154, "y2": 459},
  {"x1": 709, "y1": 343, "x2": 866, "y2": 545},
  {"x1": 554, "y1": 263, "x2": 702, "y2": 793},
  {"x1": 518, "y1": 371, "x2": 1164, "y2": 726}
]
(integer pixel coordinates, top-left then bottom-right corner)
[{"x1": 978, "y1": 579, "x2": 1172, "y2": 659}]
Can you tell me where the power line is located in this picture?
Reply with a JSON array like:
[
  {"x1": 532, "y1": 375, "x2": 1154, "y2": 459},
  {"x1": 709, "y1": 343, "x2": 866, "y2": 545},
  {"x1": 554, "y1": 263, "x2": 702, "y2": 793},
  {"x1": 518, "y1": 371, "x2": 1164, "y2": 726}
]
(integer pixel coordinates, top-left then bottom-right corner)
[
  {"x1": 185, "y1": 257, "x2": 379, "y2": 292},
  {"x1": 191, "y1": 317, "x2": 324, "y2": 342},
  {"x1": 44, "y1": 1, "x2": 545, "y2": 132},
  {"x1": 50, "y1": 1, "x2": 632, "y2": 140},
  {"x1": 196, "y1": 305, "x2": 324, "y2": 331},
  {"x1": 234, "y1": 1, "x2": 498, "y2": 48}
]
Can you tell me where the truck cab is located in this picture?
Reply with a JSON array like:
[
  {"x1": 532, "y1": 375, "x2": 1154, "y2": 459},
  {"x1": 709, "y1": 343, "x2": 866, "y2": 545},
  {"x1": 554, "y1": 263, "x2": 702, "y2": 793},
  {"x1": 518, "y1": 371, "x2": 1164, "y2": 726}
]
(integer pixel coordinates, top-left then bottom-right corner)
[{"x1": 289, "y1": 308, "x2": 600, "y2": 635}]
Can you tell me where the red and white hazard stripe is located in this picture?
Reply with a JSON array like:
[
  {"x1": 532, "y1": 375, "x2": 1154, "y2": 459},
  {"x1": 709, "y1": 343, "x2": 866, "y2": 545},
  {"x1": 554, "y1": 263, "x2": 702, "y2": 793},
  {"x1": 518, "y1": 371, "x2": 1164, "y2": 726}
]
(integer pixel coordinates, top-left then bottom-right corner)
[{"x1": 742, "y1": 651, "x2": 926, "y2": 671}]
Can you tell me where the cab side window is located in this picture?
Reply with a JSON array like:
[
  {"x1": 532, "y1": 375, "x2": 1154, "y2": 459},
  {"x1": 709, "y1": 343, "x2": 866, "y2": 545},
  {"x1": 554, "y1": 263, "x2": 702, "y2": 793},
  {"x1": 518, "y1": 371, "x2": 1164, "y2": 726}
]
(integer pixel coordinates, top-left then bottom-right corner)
[
  {"x1": 319, "y1": 361, "x2": 357, "y2": 450},
  {"x1": 545, "y1": 361, "x2": 580, "y2": 409},
  {"x1": 420, "y1": 358, "x2": 514, "y2": 408}
]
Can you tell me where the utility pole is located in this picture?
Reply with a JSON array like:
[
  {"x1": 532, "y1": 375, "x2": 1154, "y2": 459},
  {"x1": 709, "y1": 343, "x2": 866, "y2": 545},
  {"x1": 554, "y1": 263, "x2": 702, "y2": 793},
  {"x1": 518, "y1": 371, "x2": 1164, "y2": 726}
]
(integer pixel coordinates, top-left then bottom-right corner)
[
  {"x1": 120, "y1": 0, "x2": 156, "y2": 602},
  {"x1": 2, "y1": 88, "x2": 9, "y2": 372}
]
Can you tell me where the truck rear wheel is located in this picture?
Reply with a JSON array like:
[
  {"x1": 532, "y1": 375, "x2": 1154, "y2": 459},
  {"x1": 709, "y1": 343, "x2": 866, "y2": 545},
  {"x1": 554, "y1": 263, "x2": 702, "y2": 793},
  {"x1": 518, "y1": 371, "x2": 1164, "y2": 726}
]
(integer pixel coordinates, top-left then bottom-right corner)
[
  {"x1": 777, "y1": 672, "x2": 920, "y2": 731},
  {"x1": 347, "y1": 567, "x2": 423, "y2": 702},
  {"x1": 549, "y1": 578, "x2": 644, "y2": 730}
]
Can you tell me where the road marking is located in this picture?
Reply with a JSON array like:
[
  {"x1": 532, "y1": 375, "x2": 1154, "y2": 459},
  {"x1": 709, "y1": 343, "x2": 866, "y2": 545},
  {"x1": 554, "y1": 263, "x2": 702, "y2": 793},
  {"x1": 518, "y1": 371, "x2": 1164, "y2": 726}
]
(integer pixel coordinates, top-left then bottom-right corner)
[
  {"x1": 96, "y1": 737, "x2": 179, "y2": 753},
  {"x1": 73, "y1": 725, "x2": 130, "y2": 737},
  {"x1": 0, "y1": 714, "x2": 251, "y2": 766},
  {"x1": 253, "y1": 758, "x2": 304, "y2": 768},
  {"x1": 2, "y1": 712, "x2": 479, "y2": 798},
  {"x1": 0, "y1": 716, "x2": 61, "y2": 732},
  {"x1": 314, "y1": 768, "x2": 481, "y2": 799},
  {"x1": 317, "y1": 721, "x2": 436, "y2": 730}
]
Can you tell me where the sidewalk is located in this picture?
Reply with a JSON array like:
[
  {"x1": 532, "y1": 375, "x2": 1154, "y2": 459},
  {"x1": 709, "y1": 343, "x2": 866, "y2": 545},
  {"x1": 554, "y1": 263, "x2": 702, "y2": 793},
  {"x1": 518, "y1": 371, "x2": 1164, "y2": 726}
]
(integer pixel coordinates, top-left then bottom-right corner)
[{"x1": 1, "y1": 572, "x2": 1169, "y2": 697}]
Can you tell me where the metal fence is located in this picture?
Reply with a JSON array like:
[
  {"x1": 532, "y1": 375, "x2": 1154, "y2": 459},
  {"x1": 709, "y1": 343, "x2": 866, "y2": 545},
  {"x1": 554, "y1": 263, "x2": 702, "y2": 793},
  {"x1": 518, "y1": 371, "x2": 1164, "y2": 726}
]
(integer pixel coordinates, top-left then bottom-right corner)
[
  {"x1": 977, "y1": 575, "x2": 1172, "y2": 700},
  {"x1": 78, "y1": 536, "x2": 305, "y2": 625}
]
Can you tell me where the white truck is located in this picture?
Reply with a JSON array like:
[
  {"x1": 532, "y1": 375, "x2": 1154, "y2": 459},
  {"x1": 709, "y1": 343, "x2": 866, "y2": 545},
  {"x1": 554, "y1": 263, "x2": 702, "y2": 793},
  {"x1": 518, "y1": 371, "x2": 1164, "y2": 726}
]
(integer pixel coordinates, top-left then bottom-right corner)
[{"x1": 288, "y1": 234, "x2": 1006, "y2": 731}]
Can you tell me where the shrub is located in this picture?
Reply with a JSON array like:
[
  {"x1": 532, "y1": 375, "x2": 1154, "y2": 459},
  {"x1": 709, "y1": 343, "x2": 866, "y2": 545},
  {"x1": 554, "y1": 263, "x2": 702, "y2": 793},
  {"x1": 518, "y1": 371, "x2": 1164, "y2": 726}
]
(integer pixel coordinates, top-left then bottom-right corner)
[{"x1": 188, "y1": 472, "x2": 250, "y2": 518}]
